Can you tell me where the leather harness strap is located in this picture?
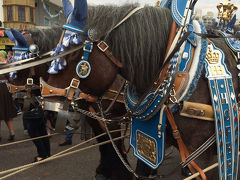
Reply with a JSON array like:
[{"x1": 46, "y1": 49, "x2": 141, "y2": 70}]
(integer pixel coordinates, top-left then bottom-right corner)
[
  {"x1": 97, "y1": 41, "x2": 123, "y2": 68},
  {"x1": 66, "y1": 78, "x2": 80, "y2": 100},
  {"x1": 164, "y1": 21, "x2": 178, "y2": 60},
  {"x1": 7, "y1": 84, "x2": 27, "y2": 93},
  {"x1": 166, "y1": 107, "x2": 206, "y2": 180},
  {"x1": 7, "y1": 83, "x2": 40, "y2": 94},
  {"x1": 40, "y1": 77, "x2": 98, "y2": 102},
  {"x1": 104, "y1": 80, "x2": 125, "y2": 113}
]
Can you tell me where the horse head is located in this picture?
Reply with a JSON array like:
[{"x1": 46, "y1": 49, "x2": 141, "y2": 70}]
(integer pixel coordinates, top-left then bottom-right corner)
[
  {"x1": 45, "y1": 0, "x2": 122, "y2": 98},
  {"x1": 5, "y1": 27, "x2": 62, "y2": 87},
  {"x1": 45, "y1": 2, "x2": 172, "y2": 101}
]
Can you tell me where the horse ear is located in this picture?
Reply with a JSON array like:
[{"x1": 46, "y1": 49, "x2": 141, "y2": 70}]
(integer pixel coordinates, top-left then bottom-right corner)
[
  {"x1": 10, "y1": 28, "x2": 29, "y2": 48},
  {"x1": 63, "y1": 0, "x2": 88, "y2": 33},
  {"x1": 62, "y1": 0, "x2": 73, "y2": 20},
  {"x1": 4, "y1": 30, "x2": 16, "y2": 44}
]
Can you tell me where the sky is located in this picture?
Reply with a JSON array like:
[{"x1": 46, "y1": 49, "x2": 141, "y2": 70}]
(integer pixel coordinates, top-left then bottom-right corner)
[{"x1": 87, "y1": 0, "x2": 240, "y2": 18}]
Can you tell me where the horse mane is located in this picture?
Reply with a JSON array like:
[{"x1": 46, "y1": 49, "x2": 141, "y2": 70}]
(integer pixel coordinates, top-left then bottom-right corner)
[
  {"x1": 27, "y1": 26, "x2": 63, "y2": 54},
  {"x1": 86, "y1": 4, "x2": 172, "y2": 94}
]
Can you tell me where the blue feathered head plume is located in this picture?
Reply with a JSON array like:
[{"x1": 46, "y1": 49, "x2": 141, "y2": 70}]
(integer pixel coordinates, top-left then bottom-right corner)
[
  {"x1": 63, "y1": 0, "x2": 88, "y2": 33},
  {"x1": 5, "y1": 28, "x2": 31, "y2": 79},
  {"x1": 62, "y1": 0, "x2": 73, "y2": 20},
  {"x1": 10, "y1": 28, "x2": 29, "y2": 51},
  {"x1": 4, "y1": 30, "x2": 16, "y2": 45},
  {"x1": 48, "y1": 0, "x2": 88, "y2": 74},
  {"x1": 227, "y1": 14, "x2": 236, "y2": 33}
]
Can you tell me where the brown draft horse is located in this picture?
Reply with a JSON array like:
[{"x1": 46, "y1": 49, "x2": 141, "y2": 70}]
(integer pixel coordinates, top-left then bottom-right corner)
[
  {"x1": 7, "y1": 27, "x2": 133, "y2": 179},
  {"x1": 9, "y1": 26, "x2": 62, "y2": 87},
  {"x1": 45, "y1": 4, "x2": 240, "y2": 179},
  {"x1": 7, "y1": 26, "x2": 63, "y2": 130}
]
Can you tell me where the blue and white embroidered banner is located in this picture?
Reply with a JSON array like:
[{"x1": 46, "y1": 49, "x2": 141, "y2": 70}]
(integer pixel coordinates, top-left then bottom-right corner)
[
  {"x1": 205, "y1": 42, "x2": 239, "y2": 180},
  {"x1": 129, "y1": 106, "x2": 167, "y2": 169}
]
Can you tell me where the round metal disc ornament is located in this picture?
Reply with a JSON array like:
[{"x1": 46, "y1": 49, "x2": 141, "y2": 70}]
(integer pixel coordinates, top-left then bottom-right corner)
[
  {"x1": 29, "y1": 44, "x2": 39, "y2": 55},
  {"x1": 88, "y1": 28, "x2": 99, "y2": 42},
  {"x1": 76, "y1": 60, "x2": 91, "y2": 78}
]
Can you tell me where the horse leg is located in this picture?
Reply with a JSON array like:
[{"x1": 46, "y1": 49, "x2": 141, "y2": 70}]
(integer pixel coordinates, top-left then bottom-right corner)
[{"x1": 86, "y1": 112, "x2": 133, "y2": 179}]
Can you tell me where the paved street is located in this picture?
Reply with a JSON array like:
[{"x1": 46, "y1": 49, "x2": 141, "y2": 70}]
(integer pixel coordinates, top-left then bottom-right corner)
[{"x1": 0, "y1": 114, "x2": 184, "y2": 180}]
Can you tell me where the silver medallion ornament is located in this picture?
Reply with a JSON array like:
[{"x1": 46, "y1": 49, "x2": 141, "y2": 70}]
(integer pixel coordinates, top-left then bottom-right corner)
[
  {"x1": 88, "y1": 28, "x2": 99, "y2": 42},
  {"x1": 76, "y1": 60, "x2": 91, "y2": 78},
  {"x1": 29, "y1": 44, "x2": 39, "y2": 55}
]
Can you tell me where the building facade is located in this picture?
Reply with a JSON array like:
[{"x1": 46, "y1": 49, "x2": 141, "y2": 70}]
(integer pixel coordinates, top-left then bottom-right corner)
[
  {"x1": 2, "y1": 0, "x2": 35, "y2": 29},
  {"x1": 35, "y1": 0, "x2": 64, "y2": 27},
  {"x1": 202, "y1": 11, "x2": 214, "y2": 25},
  {"x1": 1, "y1": 0, "x2": 64, "y2": 29},
  {"x1": 0, "y1": 0, "x2": 64, "y2": 50},
  {"x1": 0, "y1": 0, "x2": 3, "y2": 27}
]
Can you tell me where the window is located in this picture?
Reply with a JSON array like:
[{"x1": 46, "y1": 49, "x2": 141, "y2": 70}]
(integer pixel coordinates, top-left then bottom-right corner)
[
  {"x1": 44, "y1": 17, "x2": 50, "y2": 26},
  {"x1": 7, "y1": 6, "x2": 13, "y2": 21},
  {"x1": 18, "y1": 6, "x2": 25, "y2": 21},
  {"x1": 30, "y1": 8, "x2": 34, "y2": 23}
]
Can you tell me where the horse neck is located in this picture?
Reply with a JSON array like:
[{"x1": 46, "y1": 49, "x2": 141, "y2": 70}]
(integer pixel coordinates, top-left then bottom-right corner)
[
  {"x1": 98, "y1": 7, "x2": 172, "y2": 95},
  {"x1": 28, "y1": 27, "x2": 63, "y2": 54},
  {"x1": 34, "y1": 63, "x2": 49, "y2": 83}
]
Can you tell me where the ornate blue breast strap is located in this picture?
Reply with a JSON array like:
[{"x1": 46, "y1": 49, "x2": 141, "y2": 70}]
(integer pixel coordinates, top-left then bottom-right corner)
[{"x1": 204, "y1": 42, "x2": 239, "y2": 180}]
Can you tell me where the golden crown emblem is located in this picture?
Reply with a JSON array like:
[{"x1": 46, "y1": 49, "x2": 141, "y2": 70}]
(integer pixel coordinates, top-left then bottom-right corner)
[
  {"x1": 217, "y1": 0, "x2": 238, "y2": 22},
  {"x1": 206, "y1": 47, "x2": 220, "y2": 64}
]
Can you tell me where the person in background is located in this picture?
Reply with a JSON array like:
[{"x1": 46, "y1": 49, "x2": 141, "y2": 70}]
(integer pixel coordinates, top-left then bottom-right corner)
[
  {"x1": 7, "y1": 50, "x2": 13, "y2": 63},
  {"x1": 7, "y1": 50, "x2": 23, "y2": 115},
  {"x1": 59, "y1": 122, "x2": 73, "y2": 146},
  {"x1": 0, "y1": 50, "x2": 17, "y2": 141},
  {"x1": 23, "y1": 108, "x2": 51, "y2": 162}
]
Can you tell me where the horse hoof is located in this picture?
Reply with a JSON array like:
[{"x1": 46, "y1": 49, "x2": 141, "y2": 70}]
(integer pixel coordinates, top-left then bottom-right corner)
[
  {"x1": 181, "y1": 167, "x2": 192, "y2": 177},
  {"x1": 94, "y1": 174, "x2": 110, "y2": 180}
]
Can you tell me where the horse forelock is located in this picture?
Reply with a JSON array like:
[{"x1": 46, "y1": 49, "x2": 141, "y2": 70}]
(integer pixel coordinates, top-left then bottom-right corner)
[
  {"x1": 86, "y1": 4, "x2": 172, "y2": 94},
  {"x1": 27, "y1": 26, "x2": 63, "y2": 54}
]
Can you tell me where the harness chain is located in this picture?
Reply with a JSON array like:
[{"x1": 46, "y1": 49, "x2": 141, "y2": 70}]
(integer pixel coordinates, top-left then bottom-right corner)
[{"x1": 96, "y1": 102, "x2": 146, "y2": 179}]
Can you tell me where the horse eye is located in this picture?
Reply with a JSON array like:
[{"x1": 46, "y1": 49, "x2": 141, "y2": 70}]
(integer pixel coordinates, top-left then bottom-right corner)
[{"x1": 29, "y1": 44, "x2": 39, "y2": 55}]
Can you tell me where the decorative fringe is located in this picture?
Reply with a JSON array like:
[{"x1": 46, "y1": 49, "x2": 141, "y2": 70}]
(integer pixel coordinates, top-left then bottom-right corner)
[
  {"x1": 48, "y1": 30, "x2": 83, "y2": 74},
  {"x1": 9, "y1": 51, "x2": 31, "y2": 79}
]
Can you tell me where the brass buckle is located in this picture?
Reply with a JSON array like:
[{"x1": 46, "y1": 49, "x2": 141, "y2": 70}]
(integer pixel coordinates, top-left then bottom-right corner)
[
  {"x1": 27, "y1": 78, "x2": 33, "y2": 86},
  {"x1": 70, "y1": 78, "x2": 80, "y2": 89},
  {"x1": 97, "y1": 41, "x2": 109, "y2": 52}
]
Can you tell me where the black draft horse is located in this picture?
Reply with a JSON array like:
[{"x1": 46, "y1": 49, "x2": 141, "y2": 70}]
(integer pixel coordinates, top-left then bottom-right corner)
[{"x1": 46, "y1": 4, "x2": 239, "y2": 180}]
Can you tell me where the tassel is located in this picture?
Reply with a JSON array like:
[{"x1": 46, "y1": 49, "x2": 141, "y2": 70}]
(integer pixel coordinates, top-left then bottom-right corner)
[{"x1": 9, "y1": 72, "x2": 17, "y2": 79}]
